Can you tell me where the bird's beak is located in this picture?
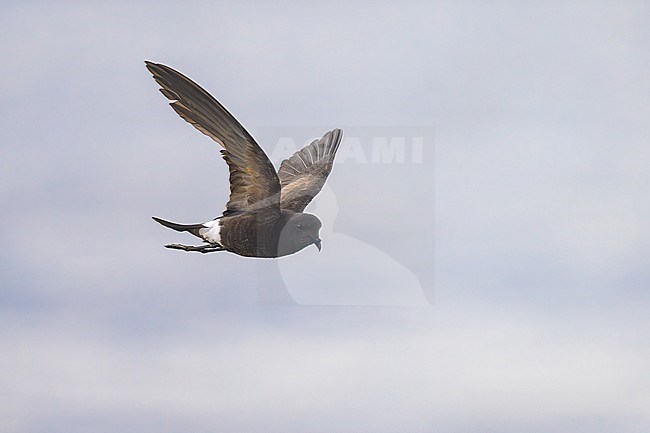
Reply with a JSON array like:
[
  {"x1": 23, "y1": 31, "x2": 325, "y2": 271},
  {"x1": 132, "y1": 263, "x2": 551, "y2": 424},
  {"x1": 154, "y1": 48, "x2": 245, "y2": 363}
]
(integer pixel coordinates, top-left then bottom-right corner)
[{"x1": 313, "y1": 238, "x2": 322, "y2": 252}]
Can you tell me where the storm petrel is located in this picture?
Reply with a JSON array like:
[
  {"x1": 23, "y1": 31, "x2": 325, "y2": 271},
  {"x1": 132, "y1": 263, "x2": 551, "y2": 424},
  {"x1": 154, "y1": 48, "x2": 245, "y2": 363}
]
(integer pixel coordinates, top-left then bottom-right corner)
[{"x1": 146, "y1": 61, "x2": 342, "y2": 258}]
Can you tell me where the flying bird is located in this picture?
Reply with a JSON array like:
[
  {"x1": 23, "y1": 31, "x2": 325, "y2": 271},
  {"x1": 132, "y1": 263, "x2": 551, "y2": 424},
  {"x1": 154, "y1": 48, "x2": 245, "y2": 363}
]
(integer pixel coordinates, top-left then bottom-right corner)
[{"x1": 145, "y1": 61, "x2": 343, "y2": 258}]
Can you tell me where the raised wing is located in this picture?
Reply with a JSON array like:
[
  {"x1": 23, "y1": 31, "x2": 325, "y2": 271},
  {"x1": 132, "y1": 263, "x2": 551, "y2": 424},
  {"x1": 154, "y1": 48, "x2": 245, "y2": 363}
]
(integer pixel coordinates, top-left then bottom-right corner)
[
  {"x1": 145, "y1": 61, "x2": 280, "y2": 217},
  {"x1": 278, "y1": 128, "x2": 343, "y2": 212}
]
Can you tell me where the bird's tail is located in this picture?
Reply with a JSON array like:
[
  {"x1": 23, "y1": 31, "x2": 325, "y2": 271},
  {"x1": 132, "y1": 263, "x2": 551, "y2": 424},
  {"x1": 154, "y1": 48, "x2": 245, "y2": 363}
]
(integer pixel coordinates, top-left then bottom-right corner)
[{"x1": 152, "y1": 216, "x2": 204, "y2": 238}]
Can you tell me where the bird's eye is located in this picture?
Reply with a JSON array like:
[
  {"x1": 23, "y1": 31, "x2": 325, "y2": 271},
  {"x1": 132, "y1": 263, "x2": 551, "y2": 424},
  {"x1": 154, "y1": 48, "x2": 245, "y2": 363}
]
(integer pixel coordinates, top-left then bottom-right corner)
[{"x1": 297, "y1": 224, "x2": 302, "y2": 229}]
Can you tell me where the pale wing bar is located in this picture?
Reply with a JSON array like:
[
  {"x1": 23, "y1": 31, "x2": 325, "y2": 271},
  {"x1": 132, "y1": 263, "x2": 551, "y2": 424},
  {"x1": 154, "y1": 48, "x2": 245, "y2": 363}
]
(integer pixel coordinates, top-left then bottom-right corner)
[{"x1": 145, "y1": 61, "x2": 281, "y2": 217}]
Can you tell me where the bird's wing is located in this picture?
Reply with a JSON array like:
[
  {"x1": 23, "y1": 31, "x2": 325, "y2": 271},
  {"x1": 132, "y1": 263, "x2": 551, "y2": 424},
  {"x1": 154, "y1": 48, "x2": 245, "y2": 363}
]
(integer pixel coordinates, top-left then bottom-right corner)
[
  {"x1": 145, "y1": 61, "x2": 280, "y2": 218},
  {"x1": 278, "y1": 128, "x2": 343, "y2": 212}
]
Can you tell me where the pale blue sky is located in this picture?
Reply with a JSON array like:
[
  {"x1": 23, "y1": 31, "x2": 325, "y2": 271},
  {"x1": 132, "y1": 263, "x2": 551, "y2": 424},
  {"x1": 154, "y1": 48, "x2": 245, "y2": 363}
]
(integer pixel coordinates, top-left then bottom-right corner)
[{"x1": 1, "y1": 1, "x2": 649, "y2": 432}]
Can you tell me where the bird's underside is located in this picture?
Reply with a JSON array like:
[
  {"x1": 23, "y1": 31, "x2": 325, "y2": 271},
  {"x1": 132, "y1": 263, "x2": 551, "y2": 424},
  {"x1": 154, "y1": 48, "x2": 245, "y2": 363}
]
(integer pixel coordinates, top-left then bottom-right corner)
[{"x1": 146, "y1": 61, "x2": 342, "y2": 258}]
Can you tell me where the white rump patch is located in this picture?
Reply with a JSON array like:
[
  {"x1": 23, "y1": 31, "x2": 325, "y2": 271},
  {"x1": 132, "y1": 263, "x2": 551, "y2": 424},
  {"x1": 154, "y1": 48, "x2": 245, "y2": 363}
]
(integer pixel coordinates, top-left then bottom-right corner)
[{"x1": 199, "y1": 220, "x2": 221, "y2": 244}]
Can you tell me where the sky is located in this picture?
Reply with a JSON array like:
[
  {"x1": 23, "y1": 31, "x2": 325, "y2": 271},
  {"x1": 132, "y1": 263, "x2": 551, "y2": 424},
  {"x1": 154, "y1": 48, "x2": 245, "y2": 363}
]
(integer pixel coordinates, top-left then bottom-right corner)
[{"x1": 1, "y1": 1, "x2": 649, "y2": 432}]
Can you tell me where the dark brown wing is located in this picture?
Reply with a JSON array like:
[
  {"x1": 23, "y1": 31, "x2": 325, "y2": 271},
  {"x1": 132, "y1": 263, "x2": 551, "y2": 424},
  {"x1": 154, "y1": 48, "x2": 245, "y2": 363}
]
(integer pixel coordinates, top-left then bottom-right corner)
[
  {"x1": 145, "y1": 61, "x2": 280, "y2": 218},
  {"x1": 278, "y1": 128, "x2": 343, "y2": 212}
]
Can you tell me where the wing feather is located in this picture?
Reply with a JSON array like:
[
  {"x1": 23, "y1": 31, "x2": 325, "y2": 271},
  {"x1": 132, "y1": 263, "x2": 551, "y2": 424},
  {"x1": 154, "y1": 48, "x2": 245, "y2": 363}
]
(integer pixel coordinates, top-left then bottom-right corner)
[
  {"x1": 145, "y1": 61, "x2": 280, "y2": 218},
  {"x1": 278, "y1": 129, "x2": 343, "y2": 212}
]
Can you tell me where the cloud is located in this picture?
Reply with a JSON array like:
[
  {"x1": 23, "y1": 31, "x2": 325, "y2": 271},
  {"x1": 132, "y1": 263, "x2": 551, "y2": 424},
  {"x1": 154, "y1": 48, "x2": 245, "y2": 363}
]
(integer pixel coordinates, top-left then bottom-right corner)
[{"x1": 1, "y1": 303, "x2": 648, "y2": 433}]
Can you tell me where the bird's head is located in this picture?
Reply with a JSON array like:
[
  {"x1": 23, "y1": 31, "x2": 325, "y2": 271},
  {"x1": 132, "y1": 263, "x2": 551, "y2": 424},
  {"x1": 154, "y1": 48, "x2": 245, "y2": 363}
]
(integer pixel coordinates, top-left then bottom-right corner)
[{"x1": 280, "y1": 212, "x2": 323, "y2": 253}]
